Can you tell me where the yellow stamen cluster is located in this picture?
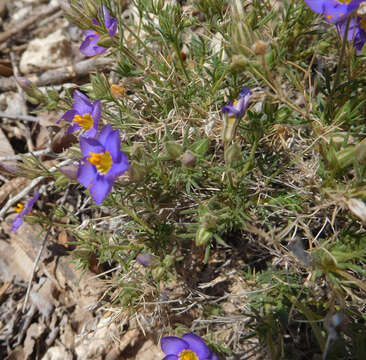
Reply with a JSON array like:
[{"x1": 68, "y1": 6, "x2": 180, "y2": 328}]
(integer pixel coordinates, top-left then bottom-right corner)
[
  {"x1": 15, "y1": 203, "x2": 24, "y2": 213},
  {"x1": 87, "y1": 151, "x2": 113, "y2": 174},
  {"x1": 73, "y1": 113, "x2": 93, "y2": 130},
  {"x1": 179, "y1": 350, "x2": 198, "y2": 360}
]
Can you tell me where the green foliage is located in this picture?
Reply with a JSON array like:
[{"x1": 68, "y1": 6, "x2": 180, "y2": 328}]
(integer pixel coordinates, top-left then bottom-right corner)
[{"x1": 21, "y1": 0, "x2": 366, "y2": 358}]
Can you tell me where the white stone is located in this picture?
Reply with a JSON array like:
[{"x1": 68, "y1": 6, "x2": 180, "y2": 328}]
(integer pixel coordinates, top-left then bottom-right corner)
[{"x1": 20, "y1": 29, "x2": 72, "y2": 74}]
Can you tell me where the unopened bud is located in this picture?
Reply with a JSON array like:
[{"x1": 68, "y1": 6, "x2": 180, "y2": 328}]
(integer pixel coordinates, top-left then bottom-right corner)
[
  {"x1": 201, "y1": 213, "x2": 218, "y2": 230},
  {"x1": 252, "y1": 40, "x2": 267, "y2": 55},
  {"x1": 110, "y1": 84, "x2": 126, "y2": 98},
  {"x1": 222, "y1": 116, "x2": 239, "y2": 143},
  {"x1": 181, "y1": 150, "x2": 197, "y2": 168},
  {"x1": 336, "y1": 145, "x2": 356, "y2": 168},
  {"x1": 54, "y1": 206, "x2": 67, "y2": 218},
  {"x1": 15, "y1": 77, "x2": 45, "y2": 104},
  {"x1": 136, "y1": 254, "x2": 153, "y2": 266},
  {"x1": 163, "y1": 254, "x2": 175, "y2": 267},
  {"x1": 230, "y1": 55, "x2": 249, "y2": 72},
  {"x1": 165, "y1": 141, "x2": 183, "y2": 160},
  {"x1": 224, "y1": 142, "x2": 242, "y2": 166},
  {"x1": 97, "y1": 34, "x2": 116, "y2": 48},
  {"x1": 152, "y1": 266, "x2": 165, "y2": 281},
  {"x1": 355, "y1": 142, "x2": 366, "y2": 163},
  {"x1": 59, "y1": 165, "x2": 78, "y2": 180},
  {"x1": 15, "y1": 77, "x2": 31, "y2": 89},
  {"x1": 195, "y1": 227, "x2": 212, "y2": 246}
]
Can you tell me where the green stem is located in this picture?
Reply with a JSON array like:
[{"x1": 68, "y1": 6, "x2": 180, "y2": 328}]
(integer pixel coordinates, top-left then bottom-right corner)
[
  {"x1": 331, "y1": 14, "x2": 352, "y2": 95},
  {"x1": 121, "y1": 206, "x2": 154, "y2": 234},
  {"x1": 238, "y1": 139, "x2": 258, "y2": 177}
]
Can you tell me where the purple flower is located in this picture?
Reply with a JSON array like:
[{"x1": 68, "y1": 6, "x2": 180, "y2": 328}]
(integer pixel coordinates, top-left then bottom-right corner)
[
  {"x1": 11, "y1": 192, "x2": 40, "y2": 231},
  {"x1": 304, "y1": 0, "x2": 363, "y2": 23},
  {"x1": 15, "y1": 76, "x2": 31, "y2": 90},
  {"x1": 222, "y1": 87, "x2": 251, "y2": 118},
  {"x1": 77, "y1": 124, "x2": 129, "y2": 204},
  {"x1": 80, "y1": 5, "x2": 117, "y2": 56},
  {"x1": 57, "y1": 90, "x2": 101, "y2": 138},
  {"x1": 337, "y1": 15, "x2": 366, "y2": 54},
  {"x1": 60, "y1": 165, "x2": 79, "y2": 180},
  {"x1": 161, "y1": 333, "x2": 219, "y2": 360},
  {"x1": 136, "y1": 254, "x2": 153, "y2": 266}
]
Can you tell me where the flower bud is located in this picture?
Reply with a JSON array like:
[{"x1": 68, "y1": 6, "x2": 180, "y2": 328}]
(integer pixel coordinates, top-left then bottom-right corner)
[
  {"x1": 152, "y1": 266, "x2": 165, "y2": 281},
  {"x1": 110, "y1": 84, "x2": 126, "y2": 98},
  {"x1": 181, "y1": 150, "x2": 197, "y2": 168},
  {"x1": 136, "y1": 254, "x2": 153, "y2": 266},
  {"x1": 230, "y1": 55, "x2": 249, "y2": 72},
  {"x1": 252, "y1": 40, "x2": 267, "y2": 55},
  {"x1": 54, "y1": 206, "x2": 67, "y2": 218},
  {"x1": 335, "y1": 145, "x2": 356, "y2": 168},
  {"x1": 355, "y1": 142, "x2": 366, "y2": 163},
  {"x1": 222, "y1": 116, "x2": 238, "y2": 143},
  {"x1": 15, "y1": 77, "x2": 45, "y2": 104},
  {"x1": 163, "y1": 254, "x2": 175, "y2": 267},
  {"x1": 15, "y1": 77, "x2": 31, "y2": 89},
  {"x1": 224, "y1": 142, "x2": 242, "y2": 166},
  {"x1": 201, "y1": 213, "x2": 218, "y2": 230},
  {"x1": 195, "y1": 227, "x2": 212, "y2": 246},
  {"x1": 59, "y1": 165, "x2": 78, "y2": 180},
  {"x1": 97, "y1": 34, "x2": 116, "y2": 48},
  {"x1": 165, "y1": 141, "x2": 183, "y2": 160}
]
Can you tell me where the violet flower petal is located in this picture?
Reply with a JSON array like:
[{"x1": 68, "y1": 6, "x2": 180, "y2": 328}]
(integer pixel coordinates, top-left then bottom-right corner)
[
  {"x1": 77, "y1": 162, "x2": 97, "y2": 189},
  {"x1": 98, "y1": 123, "x2": 114, "y2": 144},
  {"x1": 80, "y1": 34, "x2": 106, "y2": 56},
  {"x1": 162, "y1": 356, "x2": 178, "y2": 360},
  {"x1": 108, "y1": 18, "x2": 118, "y2": 37},
  {"x1": 80, "y1": 137, "x2": 105, "y2": 158},
  {"x1": 91, "y1": 100, "x2": 101, "y2": 129},
  {"x1": 161, "y1": 337, "x2": 188, "y2": 355},
  {"x1": 11, "y1": 192, "x2": 40, "y2": 231},
  {"x1": 89, "y1": 175, "x2": 113, "y2": 204},
  {"x1": 106, "y1": 153, "x2": 129, "y2": 179},
  {"x1": 73, "y1": 90, "x2": 93, "y2": 115},
  {"x1": 83, "y1": 127, "x2": 98, "y2": 138},
  {"x1": 57, "y1": 109, "x2": 77, "y2": 124},
  {"x1": 66, "y1": 123, "x2": 81, "y2": 135},
  {"x1": 104, "y1": 128, "x2": 122, "y2": 163},
  {"x1": 103, "y1": 5, "x2": 113, "y2": 28},
  {"x1": 136, "y1": 254, "x2": 153, "y2": 266},
  {"x1": 182, "y1": 333, "x2": 211, "y2": 359}
]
